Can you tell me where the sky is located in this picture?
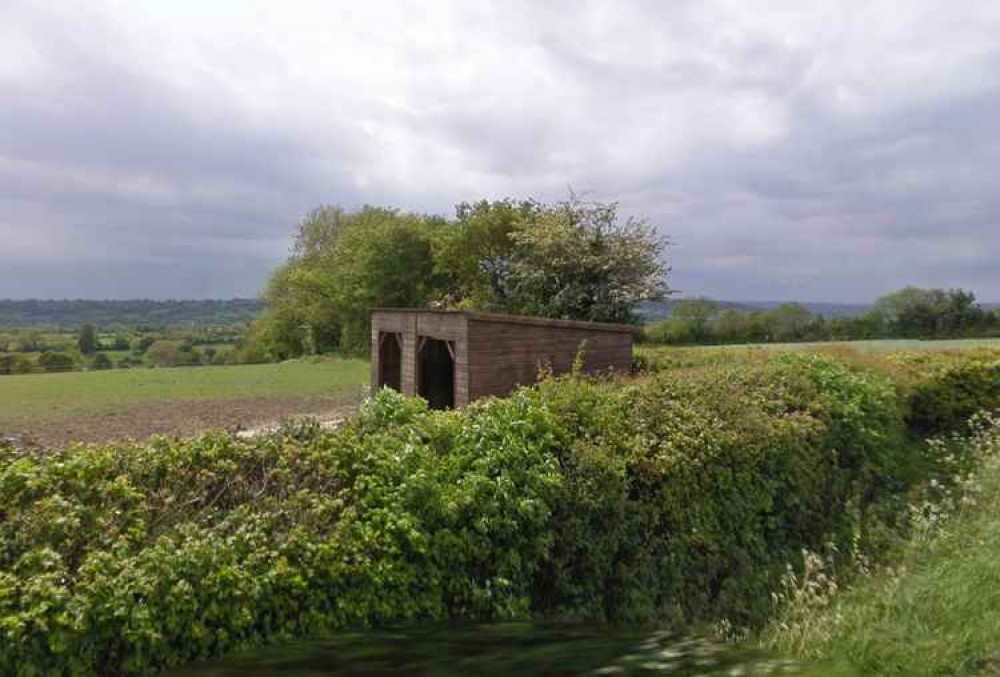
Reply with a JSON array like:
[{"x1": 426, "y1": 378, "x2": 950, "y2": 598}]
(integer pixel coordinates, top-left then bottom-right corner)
[{"x1": 2, "y1": 0, "x2": 999, "y2": 303}]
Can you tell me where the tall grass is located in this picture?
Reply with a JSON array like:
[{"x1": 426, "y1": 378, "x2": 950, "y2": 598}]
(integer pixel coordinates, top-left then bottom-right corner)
[{"x1": 762, "y1": 412, "x2": 1000, "y2": 675}]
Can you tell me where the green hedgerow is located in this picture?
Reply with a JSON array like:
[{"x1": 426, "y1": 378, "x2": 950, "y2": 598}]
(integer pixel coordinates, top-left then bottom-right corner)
[
  {"x1": 908, "y1": 360, "x2": 1000, "y2": 435},
  {"x1": 0, "y1": 354, "x2": 946, "y2": 675}
]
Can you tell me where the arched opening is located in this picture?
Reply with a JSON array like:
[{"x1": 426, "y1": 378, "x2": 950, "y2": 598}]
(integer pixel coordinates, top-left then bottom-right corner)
[
  {"x1": 417, "y1": 337, "x2": 455, "y2": 409},
  {"x1": 377, "y1": 332, "x2": 402, "y2": 391}
]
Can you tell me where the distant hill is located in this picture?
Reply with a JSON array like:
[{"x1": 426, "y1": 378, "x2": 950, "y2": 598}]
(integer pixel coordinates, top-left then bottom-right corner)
[
  {"x1": 638, "y1": 299, "x2": 872, "y2": 323},
  {"x1": 0, "y1": 299, "x2": 264, "y2": 328}
]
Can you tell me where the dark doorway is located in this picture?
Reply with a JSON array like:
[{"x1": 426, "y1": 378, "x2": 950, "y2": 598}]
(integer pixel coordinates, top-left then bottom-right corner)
[
  {"x1": 378, "y1": 332, "x2": 402, "y2": 391},
  {"x1": 418, "y1": 338, "x2": 455, "y2": 409}
]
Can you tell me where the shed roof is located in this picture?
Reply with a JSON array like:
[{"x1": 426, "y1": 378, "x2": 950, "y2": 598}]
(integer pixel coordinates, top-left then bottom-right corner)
[{"x1": 371, "y1": 308, "x2": 640, "y2": 334}]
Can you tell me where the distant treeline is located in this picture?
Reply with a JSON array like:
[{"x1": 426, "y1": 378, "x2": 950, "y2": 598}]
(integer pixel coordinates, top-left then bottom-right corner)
[
  {"x1": 0, "y1": 323, "x2": 244, "y2": 375},
  {"x1": 644, "y1": 287, "x2": 1000, "y2": 345},
  {"x1": 638, "y1": 299, "x2": 873, "y2": 322},
  {"x1": 0, "y1": 299, "x2": 264, "y2": 328}
]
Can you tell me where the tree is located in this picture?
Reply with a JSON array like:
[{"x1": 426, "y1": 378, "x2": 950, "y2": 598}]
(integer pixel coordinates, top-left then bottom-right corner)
[
  {"x1": 669, "y1": 298, "x2": 721, "y2": 343},
  {"x1": 873, "y1": 287, "x2": 990, "y2": 338},
  {"x1": 434, "y1": 199, "x2": 537, "y2": 309},
  {"x1": 265, "y1": 205, "x2": 354, "y2": 353},
  {"x1": 0, "y1": 355, "x2": 33, "y2": 375},
  {"x1": 78, "y1": 323, "x2": 98, "y2": 354},
  {"x1": 327, "y1": 208, "x2": 442, "y2": 349},
  {"x1": 253, "y1": 206, "x2": 442, "y2": 356},
  {"x1": 38, "y1": 352, "x2": 75, "y2": 373},
  {"x1": 251, "y1": 198, "x2": 670, "y2": 359},
  {"x1": 146, "y1": 341, "x2": 186, "y2": 367},
  {"x1": 713, "y1": 308, "x2": 756, "y2": 343},
  {"x1": 499, "y1": 198, "x2": 670, "y2": 323},
  {"x1": 764, "y1": 303, "x2": 817, "y2": 342},
  {"x1": 131, "y1": 336, "x2": 156, "y2": 355},
  {"x1": 15, "y1": 329, "x2": 42, "y2": 352},
  {"x1": 91, "y1": 352, "x2": 113, "y2": 370}
]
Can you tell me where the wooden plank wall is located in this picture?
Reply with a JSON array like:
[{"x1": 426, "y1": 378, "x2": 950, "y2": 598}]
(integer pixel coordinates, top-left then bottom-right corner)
[{"x1": 465, "y1": 319, "x2": 633, "y2": 401}]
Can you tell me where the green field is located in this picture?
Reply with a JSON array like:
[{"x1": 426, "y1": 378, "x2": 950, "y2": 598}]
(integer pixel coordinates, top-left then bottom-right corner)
[
  {"x1": 655, "y1": 337, "x2": 1000, "y2": 353},
  {"x1": 759, "y1": 337, "x2": 1000, "y2": 352},
  {"x1": 0, "y1": 358, "x2": 370, "y2": 425}
]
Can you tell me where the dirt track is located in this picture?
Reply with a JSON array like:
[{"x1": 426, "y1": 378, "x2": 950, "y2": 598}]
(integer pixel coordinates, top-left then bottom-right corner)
[{"x1": 2, "y1": 394, "x2": 357, "y2": 448}]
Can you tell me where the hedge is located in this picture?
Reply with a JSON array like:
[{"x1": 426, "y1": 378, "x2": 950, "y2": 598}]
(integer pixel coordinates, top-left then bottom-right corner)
[
  {"x1": 0, "y1": 354, "x2": 943, "y2": 675},
  {"x1": 907, "y1": 359, "x2": 1000, "y2": 435}
]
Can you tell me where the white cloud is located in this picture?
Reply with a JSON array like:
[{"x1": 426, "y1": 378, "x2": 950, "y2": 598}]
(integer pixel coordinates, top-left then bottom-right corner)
[{"x1": 1, "y1": 0, "x2": 999, "y2": 300}]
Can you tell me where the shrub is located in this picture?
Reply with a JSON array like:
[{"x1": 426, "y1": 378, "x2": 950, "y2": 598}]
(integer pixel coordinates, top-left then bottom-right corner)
[
  {"x1": 37, "y1": 351, "x2": 75, "y2": 373},
  {"x1": 0, "y1": 354, "x2": 919, "y2": 675},
  {"x1": 91, "y1": 352, "x2": 113, "y2": 370},
  {"x1": 908, "y1": 359, "x2": 1000, "y2": 435},
  {"x1": 146, "y1": 340, "x2": 187, "y2": 367},
  {"x1": 0, "y1": 355, "x2": 33, "y2": 375}
]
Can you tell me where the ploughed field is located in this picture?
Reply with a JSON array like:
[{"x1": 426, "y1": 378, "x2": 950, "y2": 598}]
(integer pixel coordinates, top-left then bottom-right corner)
[{"x1": 0, "y1": 358, "x2": 368, "y2": 447}]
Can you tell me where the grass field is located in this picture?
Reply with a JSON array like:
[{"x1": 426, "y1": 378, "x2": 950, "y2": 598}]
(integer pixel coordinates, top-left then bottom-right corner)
[
  {"x1": 0, "y1": 358, "x2": 370, "y2": 445},
  {"x1": 0, "y1": 358, "x2": 369, "y2": 421},
  {"x1": 650, "y1": 337, "x2": 1000, "y2": 353}
]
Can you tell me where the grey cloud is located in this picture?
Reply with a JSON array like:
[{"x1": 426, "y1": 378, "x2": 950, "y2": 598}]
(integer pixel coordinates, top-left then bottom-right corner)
[{"x1": 1, "y1": 0, "x2": 999, "y2": 302}]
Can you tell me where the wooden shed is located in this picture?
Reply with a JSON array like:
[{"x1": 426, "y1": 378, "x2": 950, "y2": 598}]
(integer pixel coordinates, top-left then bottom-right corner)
[{"x1": 370, "y1": 309, "x2": 637, "y2": 408}]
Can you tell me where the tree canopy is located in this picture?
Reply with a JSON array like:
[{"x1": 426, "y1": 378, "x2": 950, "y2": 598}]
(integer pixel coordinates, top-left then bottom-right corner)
[
  {"x1": 643, "y1": 287, "x2": 999, "y2": 345},
  {"x1": 245, "y1": 198, "x2": 671, "y2": 358}
]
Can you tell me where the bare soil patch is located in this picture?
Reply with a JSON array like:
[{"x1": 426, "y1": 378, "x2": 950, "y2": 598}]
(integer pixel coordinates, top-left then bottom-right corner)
[{"x1": 2, "y1": 394, "x2": 358, "y2": 449}]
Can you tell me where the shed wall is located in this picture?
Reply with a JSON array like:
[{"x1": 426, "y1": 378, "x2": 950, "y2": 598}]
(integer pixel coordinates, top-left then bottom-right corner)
[{"x1": 465, "y1": 318, "x2": 633, "y2": 401}]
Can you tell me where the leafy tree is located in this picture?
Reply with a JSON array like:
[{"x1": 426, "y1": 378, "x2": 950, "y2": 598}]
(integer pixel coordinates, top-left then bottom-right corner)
[
  {"x1": 131, "y1": 336, "x2": 156, "y2": 355},
  {"x1": 254, "y1": 206, "x2": 442, "y2": 356},
  {"x1": 77, "y1": 324, "x2": 98, "y2": 355},
  {"x1": 327, "y1": 208, "x2": 442, "y2": 349},
  {"x1": 250, "y1": 206, "x2": 391, "y2": 358},
  {"x1": 764, "y1": 303, "x2": 819, "y2": 342},
  {"x1": 15, "y1": 329, "x2": 42, "y2": 352},
  {"x1": 671, "y1": 298, "x2": 720, "y2": 343},
  {"x1": 38, "y1": 352, "x2": 75, "y2": 373},
  {"x1": 712, "y1": 308, "x2": 756, "y2": 343},
  {"x1": 146, "y1": 341, "x2": 186, "y2": 367},
  {"x1": 91, "y1": 352, "x2": 113, "y2": 370},
  {"x1": 0, "y1": 355, "x2": 33, "y2": 375},
  {"x1": 252, "y1": 198, "x2": 669, "y2": 358},
  {"x1": 435, "y1": 199, "x2": 537, "y2": 308},
  {"x1": 874, "y1": 287, "x2": 991, "y2": 338},
  {"x1": 643, "y1": 299, "x2": 721, "y2": 344},
  {"x1": 499, "y1": 199, "x2": 669, "y2": 323}
]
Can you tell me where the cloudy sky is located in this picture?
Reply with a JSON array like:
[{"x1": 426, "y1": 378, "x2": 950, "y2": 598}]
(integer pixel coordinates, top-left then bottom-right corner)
[{"x1": 3, "y1": 0, "x2": 999, "y2": 302}]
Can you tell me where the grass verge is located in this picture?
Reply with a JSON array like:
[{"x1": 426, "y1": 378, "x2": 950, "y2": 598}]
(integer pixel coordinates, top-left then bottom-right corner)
[{"x1": 763, "y1": 413, "x2": 1000, "y2": 675}]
